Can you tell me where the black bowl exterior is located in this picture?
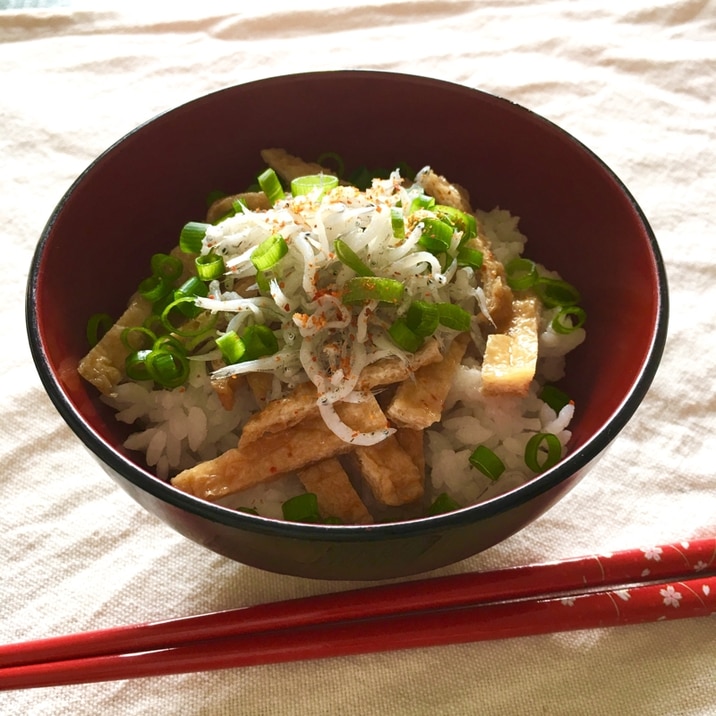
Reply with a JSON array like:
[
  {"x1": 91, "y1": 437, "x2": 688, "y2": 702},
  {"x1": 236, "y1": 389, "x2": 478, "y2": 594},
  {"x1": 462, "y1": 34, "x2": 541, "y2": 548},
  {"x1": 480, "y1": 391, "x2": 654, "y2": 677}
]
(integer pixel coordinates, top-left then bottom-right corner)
[{"x1": 27, "y1": 70, "x2": 668, "y2": 579}]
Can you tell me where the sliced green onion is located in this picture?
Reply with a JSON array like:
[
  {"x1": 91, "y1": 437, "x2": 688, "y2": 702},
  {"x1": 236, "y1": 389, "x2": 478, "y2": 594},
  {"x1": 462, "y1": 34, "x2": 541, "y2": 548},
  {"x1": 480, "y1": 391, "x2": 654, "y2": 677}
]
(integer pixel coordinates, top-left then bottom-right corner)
[
  {"x1": 388, "y1": 318, "x2": 424, "y2": 353},
  {"x1": 235, "y1": 506, "x2": 259, "y2": 516},
  {"x1": 505, "y1": 258, "x2": 538, "y2": 290},
  {"x1": 257, "y1": 167, "x2": 285, "y2": 205},
  {"x1": 316, "y1": 151, "x2": 345, "y2": 177},
  {"x1": 241, "y1": 324, "x2": 279, "y2": 360},
  {"x1": 125, "y1": 349, "x2": 152, "y2": 382},
  {"x1": 232, "y1": 197, "x2": 249, "y2": 215},
  {"x1": 195, "y1": 253, "x2": 225, "y2": 281},
  {"x1": 435, "y1": 205, "x2": 477, "y2": 242},
  {"x1": 334, "y1": 238, "x2": 374, "y2": 277},
  {"x1": 120, "y1": 325, "x2": 156, "y2": 351},
  {"x1": 205, "y1": 189, "x2": 226, "y2": 207},
  {"x1": 179, "y1": 221, "x2": 210, "y2": 254},
  {"x1": 524, "y1": 432, "x2": 562, "y2": 473},
  {"x1": 251, "y1": 234, "x2": 288, "y2": 272},
  {"x1": 539, "y1": 384, "x2": 572, "y2": 413},
  {"x1": 160, "y1": 296, "x2": 215, "y2": 337},
  {"x1": 409, "y1": 193, "x2": 436, "y2": 214},
  {"x1": 427, "y1": 492, "x2": 461, "y2": 516},
  {"x1": 342, "y1": 276, "x2": 405, "y2": 304},
  {"x1": 172, "y1": 277, "x2": 209, "y2": 317},
  {"x1": 145, "y1": 348, "x2": 190, "y2": 389},
  {"x1": 290, "y1": 173, "x2": 339, "y2": 198},
  {"x1": 405, "y1": 300, "x2": 439, "y2": 337},
  {"x1": 255, "y1": 269, "x2": 270, "y2": 293},
  {"x1": 469, "y1": 445, "x2": 505, "y2": 481},
  {"x1": 153, "y1": 333, "x2": 186, "y2": 355},
  {"x1": 417, "y1": 217, "x2": 454, "y2": 253},
  {"x1": 456, "y1": 246, "x2": 483, "y2": 269},
  {"x1": 395, "y1": 161, "x2": 415, "y2": 180},
  {"x1": 85, "y1": 312, "x2": 113, "y2": 347},
  {"x1": 138, "y1": 274, "x2": 172, "y2": 303},
  {"x1": 534, "y1": 276, "x2": 581, "y2": 307},
  {"x1": 390, "y1": 206, "x2": 405, "y2": 239},
  {"x1": 216, "y1": 330, "x2": 246, "y2": 365},
  {"x1": 282, "y1": 493, "x2": 322, "y2": 523},
  {"x1": 551, "y1": 306, "x2": 587, "y2": 334},
  {"x1": 347, "y1": 165, "x2": 373, "y2": 190},
  {"x1": 437, "y1": 302, "x2": 472, "y2": 332},
  {"x1": 150, "y1": 253, "x2": 183, "y2": 282}
]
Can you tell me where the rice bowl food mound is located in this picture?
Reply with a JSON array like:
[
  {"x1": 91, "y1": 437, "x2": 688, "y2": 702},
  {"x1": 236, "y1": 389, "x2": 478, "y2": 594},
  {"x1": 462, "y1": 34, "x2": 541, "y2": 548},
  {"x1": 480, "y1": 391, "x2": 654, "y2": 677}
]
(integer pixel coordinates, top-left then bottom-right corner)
[{"x1": 79, "y1": 148, "x2": 586, "y2": 526}]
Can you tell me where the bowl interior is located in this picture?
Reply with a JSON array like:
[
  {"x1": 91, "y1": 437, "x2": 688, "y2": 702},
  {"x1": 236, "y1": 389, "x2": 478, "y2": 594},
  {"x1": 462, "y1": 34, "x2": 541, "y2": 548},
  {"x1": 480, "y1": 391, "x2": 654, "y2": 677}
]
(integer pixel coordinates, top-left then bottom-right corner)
[{"x1": 29, "y1": 71, "x2": 667, "y2": 526}]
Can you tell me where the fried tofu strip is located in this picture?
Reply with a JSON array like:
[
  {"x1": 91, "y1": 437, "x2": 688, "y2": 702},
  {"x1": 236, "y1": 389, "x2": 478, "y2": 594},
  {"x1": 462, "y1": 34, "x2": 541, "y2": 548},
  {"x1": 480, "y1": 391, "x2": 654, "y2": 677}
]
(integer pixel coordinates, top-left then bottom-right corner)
[
  {"x1": 237, "y1": 338, "x2": 443, "y2": 448},
  {"x1": 395, "y1": 428, "x2": 426, "y2": 480},
  {"x1": 78, "y1": 247, "x2": 197, "y2": 395},
  {"x1": 416, "y1": 167, "x2": 513, "y2": 332},
  {"x1": 171, "y1": 393, "x2": 388, "y2": 501},
  {"x1": 481, "y1": 296, "x2": 540, "y2": 396},
  {"x1": 206, "y1": 191, "x2": 271, "y2": 224},
  {"x1": 238, "y1": 381, "x2": 317, "y2": 448},
  {"x1": 386, "y1": 333, "x2": 470, "y2": 430},
  {"x1": 260, "y1": 148, "x2": 336, "y2": 184},
  {"x1": 297, "y1": 458, "x2": 373, "y2": 525},
  {"x1": 353, "y1": 436, "x2": 424, "y2": 506},
  {"x1": 468, "y1": 227, "x2": 514, "y2": 332},
  {"x1": 416, "y1": 167, "x2": 472, "y2": 213}
]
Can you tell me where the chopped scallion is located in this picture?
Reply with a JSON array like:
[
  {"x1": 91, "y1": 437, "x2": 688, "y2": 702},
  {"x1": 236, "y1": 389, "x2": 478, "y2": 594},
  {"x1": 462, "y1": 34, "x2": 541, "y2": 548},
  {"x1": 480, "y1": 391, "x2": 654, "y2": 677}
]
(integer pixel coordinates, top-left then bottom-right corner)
[
  {"x1": 534, "y1": 276, "x2": 581, "y2": 307},
  {"x1": 150, "y1": 253, "x2": 183, "y2": 282},
  {"x1": 195, "y1": 253, "x2": 225, "y2": 281},
  {"x1": 241, "y1": 324, "x2": 279, "y2": 360},
  {"x1": 456, "y1": 246, "x2": 483, "y2": 270},
  {"x1": 551, "y1": 306, "x2": 587, "y2": 334},
  {"x1": 435, "y1": 205, "x2": 477, "y2": 242},
  {"x1": 290, "y1": 173, "x2": 339, "y2": 198},
  {"x1": 505, "y1": 258, "x2": 538, "y2": 291},
  {"x1": 179, "y1": 222, "x2": 210, "y2": 254},
  {"x1": 144, "y1": 348, "x2": 190, "y2": 389},
  {"x1": 524, "y1": 432, "x2": 562, "y2": 473},
  {"x1": 437, "y1": 302, "x2": 472, "y2": 332},
  {"x1": 125, "y1": 349, "x2": 152, "y2": 382},
  {"x1": 316, "y1": 151, "x2": 345, "y2": 177},
  {"x1": 427, "y1": 492, "x2": 460, "y2": 516},
  {"x1": 257, "y1": 167, "x2": 285, "y2": 205},
  {"x1": 216, "y1": 330, "x2": 246, "y2": 365},
  {"x1": 390, "y1": 206, "x2": 405, "y2": 239},
  {"x1": 417, "y1": 217, "x2": 454, "y2": 253},
  {"x1": 120, "y1": 326, "x2": 156, "y2": 351},
  {"x1": 539, "y1": 384, "x2": 572, "y2": 413},
  {"x1": 251, "y1": 234, "x2": 288, "y2": 272},
  {"x1": 388, "y1": 317, "x2": 424, "y2": 353},
  {"x1": 281, "y1": 493, "x2": 322, "y2": 523},
  {"x1": 85, "y1": 312, "x2": 113, "y2": 347},
  {"x1": 409, "y1": 193, "x2": 436, "y2": 214},
  {"x1": 405, "y1": 300, "x2": 439, "y2": 337},
  {"x1": 160, "y1": 296, "x2": 215, "y2": 336},
  {"x1": 469, "y1": 445, "x2": 505, "y2": 481},
  {"x1": 138, "y1": 274, "x2": 172, "y2": 303},
  {"x1": 342, "y1": 276, "x2": 405, "y2": 304},
  {"x1": 172, "y1": 277, "x2": 209, "y2": 317},
  {"x1": 334, "y1": 238, "x2": 374, "y2": 277}
]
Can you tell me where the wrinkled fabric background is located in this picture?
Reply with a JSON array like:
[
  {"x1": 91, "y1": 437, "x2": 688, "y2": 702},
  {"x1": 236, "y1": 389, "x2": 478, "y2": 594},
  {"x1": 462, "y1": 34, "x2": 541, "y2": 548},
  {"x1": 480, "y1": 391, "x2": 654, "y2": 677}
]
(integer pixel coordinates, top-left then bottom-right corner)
[{"x1": 1, "y1": 1, "x2": 715, "y2": 713}]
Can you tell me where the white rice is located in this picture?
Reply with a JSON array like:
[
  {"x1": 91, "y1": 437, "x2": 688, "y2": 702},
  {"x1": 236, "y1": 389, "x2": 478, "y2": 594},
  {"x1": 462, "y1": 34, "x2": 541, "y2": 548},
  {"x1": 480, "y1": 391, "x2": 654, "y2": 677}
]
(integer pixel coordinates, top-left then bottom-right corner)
[{"x1": 101, "y1": 206, "x2": 585, "y2": 521}]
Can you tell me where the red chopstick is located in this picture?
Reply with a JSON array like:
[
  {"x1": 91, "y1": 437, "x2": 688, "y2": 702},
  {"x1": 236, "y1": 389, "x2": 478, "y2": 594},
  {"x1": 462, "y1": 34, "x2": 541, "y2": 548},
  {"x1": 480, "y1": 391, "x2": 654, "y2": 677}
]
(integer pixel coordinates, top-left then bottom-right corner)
[{"x1": 1, "y1": 537, "x2": 714, "y2": 691}]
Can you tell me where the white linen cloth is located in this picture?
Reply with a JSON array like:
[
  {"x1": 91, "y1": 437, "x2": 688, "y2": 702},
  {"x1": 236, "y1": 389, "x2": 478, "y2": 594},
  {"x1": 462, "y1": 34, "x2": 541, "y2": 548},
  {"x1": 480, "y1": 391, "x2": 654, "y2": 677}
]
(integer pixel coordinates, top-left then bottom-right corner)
[{"x1": 1, "y1": 1, "x2": 714, "y2": 713}]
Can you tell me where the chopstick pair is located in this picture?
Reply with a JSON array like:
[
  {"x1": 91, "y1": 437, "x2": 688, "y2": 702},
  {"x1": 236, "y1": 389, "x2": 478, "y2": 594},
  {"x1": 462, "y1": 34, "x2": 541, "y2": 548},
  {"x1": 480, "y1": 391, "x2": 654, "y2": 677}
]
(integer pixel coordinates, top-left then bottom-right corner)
[{"x1": 1, "y1": 537, "x2": 714, "y2": 691}]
